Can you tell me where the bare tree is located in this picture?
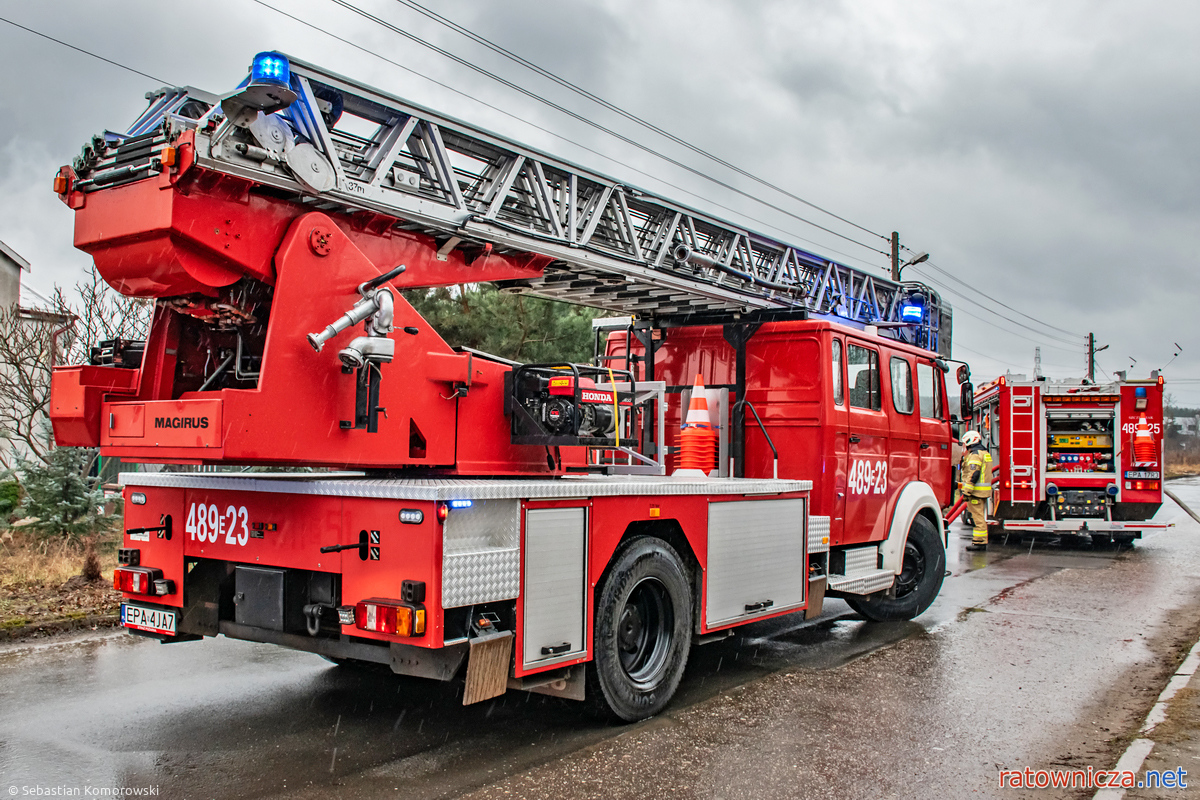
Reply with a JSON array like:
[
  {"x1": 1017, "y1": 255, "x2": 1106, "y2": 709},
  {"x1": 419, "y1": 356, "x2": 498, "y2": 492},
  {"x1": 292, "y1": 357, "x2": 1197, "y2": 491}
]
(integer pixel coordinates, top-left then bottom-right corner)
[
  {"x1": 0, "y1": 265, "x2": 152, "y2": 469},
  {"x1": 0, "y1": 305, "x2": 68, "y2": 468},
  {"x1": 53, "y1": 266, "x2": 154, "y2": 366}
]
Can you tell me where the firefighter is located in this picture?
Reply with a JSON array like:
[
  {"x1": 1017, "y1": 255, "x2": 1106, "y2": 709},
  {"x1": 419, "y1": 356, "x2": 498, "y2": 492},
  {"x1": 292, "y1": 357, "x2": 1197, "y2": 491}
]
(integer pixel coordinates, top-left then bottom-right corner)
[{"x1": 959, "y1": 430, "x2": 993, "y2": 549}]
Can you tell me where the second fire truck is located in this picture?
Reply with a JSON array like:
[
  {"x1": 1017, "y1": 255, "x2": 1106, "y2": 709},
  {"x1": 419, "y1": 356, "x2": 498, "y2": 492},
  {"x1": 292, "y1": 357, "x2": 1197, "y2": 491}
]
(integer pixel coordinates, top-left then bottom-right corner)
[{"x1": 972, "y1": 373, "x2": 1171, "y2": 543}]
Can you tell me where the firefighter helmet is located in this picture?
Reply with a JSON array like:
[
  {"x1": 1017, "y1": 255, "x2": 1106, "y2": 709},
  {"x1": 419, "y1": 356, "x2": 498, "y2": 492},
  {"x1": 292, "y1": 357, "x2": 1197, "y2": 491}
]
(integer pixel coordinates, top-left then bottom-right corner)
[{"x1": 961, "y1": 430, "x2": 982, "y2": 447}]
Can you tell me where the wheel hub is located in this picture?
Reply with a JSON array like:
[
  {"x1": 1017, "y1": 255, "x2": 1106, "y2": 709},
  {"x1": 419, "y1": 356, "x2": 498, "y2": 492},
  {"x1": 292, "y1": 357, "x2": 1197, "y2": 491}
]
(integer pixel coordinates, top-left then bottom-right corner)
[
  {"x1": 894, "y1": 540, "x2": 926, "y2": 597},
  {"x1": 615, "y1": 577, "x2": 674, "y2": 687}
]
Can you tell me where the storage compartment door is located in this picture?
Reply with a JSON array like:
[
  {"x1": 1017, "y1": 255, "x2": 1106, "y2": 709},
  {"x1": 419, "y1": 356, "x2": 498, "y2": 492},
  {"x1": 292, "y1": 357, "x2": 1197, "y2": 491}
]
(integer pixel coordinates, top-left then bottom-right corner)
[
  {"x1": 522, "y1": 507, "x2": 587, "y2": 669},
  {"x1": 234, "y1": 566, "x2": 285, "y2": 631},
  {"x1": 706, "y1": 498, "x2": 806, "y2": 628}
]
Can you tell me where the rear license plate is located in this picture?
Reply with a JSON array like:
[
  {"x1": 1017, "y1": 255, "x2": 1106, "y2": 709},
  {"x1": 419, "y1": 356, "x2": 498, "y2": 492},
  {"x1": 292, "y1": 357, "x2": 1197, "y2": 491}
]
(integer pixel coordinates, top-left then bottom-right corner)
[
  {"x1": 1125, "y1": 471, "x2": 1160, "y2": 480},
  {"x1": 122, "y1": 603, "x2": 177, "y2": 635}
]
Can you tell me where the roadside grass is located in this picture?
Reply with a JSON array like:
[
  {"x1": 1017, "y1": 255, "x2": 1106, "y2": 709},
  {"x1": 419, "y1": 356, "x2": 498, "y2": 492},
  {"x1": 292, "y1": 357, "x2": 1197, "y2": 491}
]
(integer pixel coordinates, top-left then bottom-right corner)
[
  {"x1": 0, "y1": 532, "x2": 118, "y2": 591},
  {"x1": 1165, "y1": 460, "x2": 1200, "y2": 479},
  {"x1": 0, "y1": 530, "x2": 122, "y2": 635}
]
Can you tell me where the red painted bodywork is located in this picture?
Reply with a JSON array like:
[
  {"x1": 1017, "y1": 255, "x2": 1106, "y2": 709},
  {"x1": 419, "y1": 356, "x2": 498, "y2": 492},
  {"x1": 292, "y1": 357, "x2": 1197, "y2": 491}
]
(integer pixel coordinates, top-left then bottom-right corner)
[
  {"x1": 606, "y1": 322, "x2": 954, "y2": 547},
  {"x1": 52, "y1": 152, "x2": 557, "y2": 473}
]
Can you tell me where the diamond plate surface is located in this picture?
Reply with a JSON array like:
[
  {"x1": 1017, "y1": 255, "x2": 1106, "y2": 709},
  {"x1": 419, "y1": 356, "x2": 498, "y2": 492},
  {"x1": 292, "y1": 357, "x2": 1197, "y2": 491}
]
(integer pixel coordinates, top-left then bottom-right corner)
[
  {"x1": 827, "y1": 569, "x2": 895, "y2": 595},
  {"x1": 443, "y1": 500, "x2": 519, "y2": 553},
  {"x1": 119, "y1": 472, "x2": 811, "y2": 500},
  {"x1": 808, "y1": 515, "x2": 830, "y2": 554},
  {"x1": 442, "y1": 548, "x2": 520, "y2": 608},
  {"x1": 843, "y1": 545, "x2": 879, "y2": 575}
]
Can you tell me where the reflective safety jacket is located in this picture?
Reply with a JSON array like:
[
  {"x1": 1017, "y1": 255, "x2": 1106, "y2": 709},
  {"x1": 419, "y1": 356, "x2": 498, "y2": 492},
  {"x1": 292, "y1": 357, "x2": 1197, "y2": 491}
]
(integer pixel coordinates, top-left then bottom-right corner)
[{"x1": 960, "y1": 448, "x2": 993, "y2": 497}]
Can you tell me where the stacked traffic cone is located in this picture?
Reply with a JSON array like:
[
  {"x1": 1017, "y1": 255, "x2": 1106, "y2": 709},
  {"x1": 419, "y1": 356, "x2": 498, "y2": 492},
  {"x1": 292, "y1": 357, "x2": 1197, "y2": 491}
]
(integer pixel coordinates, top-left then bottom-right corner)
[
  {"x1": 1132, "y1": 414, "x2": 1157, "y2": 464},
  {"x1": 674, "y1": 374, "x2": 717, "y2": 477}
]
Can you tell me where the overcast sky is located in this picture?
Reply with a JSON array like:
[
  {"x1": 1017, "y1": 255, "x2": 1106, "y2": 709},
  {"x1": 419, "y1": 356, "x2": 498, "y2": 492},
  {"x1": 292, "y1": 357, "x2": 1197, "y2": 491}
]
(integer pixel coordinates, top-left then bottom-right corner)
[{"x1": 1, "y1": 0, "x2": 1197, "y2": 402}]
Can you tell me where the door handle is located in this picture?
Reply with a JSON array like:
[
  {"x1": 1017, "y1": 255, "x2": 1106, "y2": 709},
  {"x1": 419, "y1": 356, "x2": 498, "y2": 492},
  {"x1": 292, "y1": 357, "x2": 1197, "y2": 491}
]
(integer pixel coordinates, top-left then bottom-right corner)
[
  {"x1": 849, "y1": 435, "x2": 860, "y2": 443},
  {"x1": 920, "y1": 442, "x2": 931, "y2": 449}
]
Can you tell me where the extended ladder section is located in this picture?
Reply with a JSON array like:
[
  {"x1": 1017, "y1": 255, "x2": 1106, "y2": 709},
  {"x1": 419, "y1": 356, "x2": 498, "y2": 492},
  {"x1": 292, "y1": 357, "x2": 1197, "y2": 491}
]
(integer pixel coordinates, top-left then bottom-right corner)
[{"x1": 72, "y1": 53, "x2": 949, "y2": 353}]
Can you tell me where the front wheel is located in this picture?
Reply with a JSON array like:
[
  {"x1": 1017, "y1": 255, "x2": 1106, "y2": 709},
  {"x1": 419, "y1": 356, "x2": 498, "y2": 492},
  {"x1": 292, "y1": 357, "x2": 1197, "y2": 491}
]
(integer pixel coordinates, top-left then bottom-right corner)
[
  {"x1": 847, "y1": 513, "x2": 946, "y2": 622},
  {"x1": 587, "y1": 537, "x2": 693, "y2": 722}
]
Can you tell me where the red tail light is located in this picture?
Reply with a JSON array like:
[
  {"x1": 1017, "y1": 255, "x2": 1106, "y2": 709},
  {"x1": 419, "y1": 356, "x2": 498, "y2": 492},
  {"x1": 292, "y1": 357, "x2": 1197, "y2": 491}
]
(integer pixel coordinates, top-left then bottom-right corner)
[
  {"x1": 113, "y1": 566, "x2": 163, "y2": 595},
  {"x1": 354, "y1": 598, "x2": 426, "y2": 637}
]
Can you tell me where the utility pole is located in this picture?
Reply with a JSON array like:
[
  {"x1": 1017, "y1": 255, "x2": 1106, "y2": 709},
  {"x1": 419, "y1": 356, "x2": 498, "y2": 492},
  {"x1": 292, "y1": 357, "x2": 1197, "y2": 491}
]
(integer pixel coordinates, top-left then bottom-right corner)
[
  {"x1": 1034, "y1": 347, "x2": 1042, "y2": 380},
  {"x1": 890, "y1": 232, "x2": 928, "y2": 282},
  {"x1": 891, "y1": 231, "x2": 900, "y2": 282},
  {"x1": 1087, "y1": 333, "x2": 1109, "y2": 382}
]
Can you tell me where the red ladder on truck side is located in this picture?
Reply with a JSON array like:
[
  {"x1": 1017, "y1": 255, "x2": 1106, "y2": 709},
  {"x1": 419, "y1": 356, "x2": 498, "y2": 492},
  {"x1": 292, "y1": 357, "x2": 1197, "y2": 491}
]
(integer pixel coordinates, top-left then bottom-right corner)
[{"x1": 1007, "y1": 385, "x2": 1039, "y2": 505}]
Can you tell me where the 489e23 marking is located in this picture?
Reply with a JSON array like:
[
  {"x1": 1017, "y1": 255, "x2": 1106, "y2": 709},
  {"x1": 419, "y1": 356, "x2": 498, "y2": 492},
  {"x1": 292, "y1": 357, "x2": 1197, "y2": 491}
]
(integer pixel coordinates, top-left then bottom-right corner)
[{"x1": 186, "y1": 502, "x2": 250, "y2": 545}]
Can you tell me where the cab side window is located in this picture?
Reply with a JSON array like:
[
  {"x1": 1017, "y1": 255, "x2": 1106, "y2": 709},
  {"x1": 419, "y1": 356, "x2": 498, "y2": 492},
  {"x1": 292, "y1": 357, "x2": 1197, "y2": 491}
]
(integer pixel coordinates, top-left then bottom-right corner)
[
  {"x1": 847, "y1": 344, "x2": 880, "y2": 410},
  {"x1": 917, "y1": 362, "x2": 943, "y2": 419},
  {"x1": 891, "y1": 357, "x2": 914, "y2": 414},
  {"x1": 831, "y1": 339, "x2": 844, "y2": 405}
]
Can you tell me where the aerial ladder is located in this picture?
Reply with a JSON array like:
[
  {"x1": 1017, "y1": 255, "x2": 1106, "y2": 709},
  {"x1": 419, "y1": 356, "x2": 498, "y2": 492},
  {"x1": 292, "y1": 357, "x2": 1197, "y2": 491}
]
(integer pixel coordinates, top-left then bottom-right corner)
[{"x1": 60, "y1": 53, "x2": 949, "y2": 352}]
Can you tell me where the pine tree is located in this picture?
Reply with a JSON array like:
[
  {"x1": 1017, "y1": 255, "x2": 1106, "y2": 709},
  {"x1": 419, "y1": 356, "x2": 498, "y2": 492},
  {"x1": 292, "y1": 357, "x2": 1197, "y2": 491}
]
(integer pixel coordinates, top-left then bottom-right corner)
[
  {"x1": 402, "y1": 285, "x2": 602, "y2": 363},
  {"x1": 17, "y1": 442, "x2": 107, "y2": 540}
]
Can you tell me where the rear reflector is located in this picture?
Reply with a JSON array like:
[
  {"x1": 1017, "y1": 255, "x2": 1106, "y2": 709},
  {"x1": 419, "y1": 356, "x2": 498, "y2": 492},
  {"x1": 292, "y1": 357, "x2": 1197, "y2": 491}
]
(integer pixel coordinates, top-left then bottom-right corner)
[
  {"x1": 113, "y1": 566, "x2": 164, "y2": 595},
  {"x1": 354, "y1": 598, "x2": 426, "y2": 637}
]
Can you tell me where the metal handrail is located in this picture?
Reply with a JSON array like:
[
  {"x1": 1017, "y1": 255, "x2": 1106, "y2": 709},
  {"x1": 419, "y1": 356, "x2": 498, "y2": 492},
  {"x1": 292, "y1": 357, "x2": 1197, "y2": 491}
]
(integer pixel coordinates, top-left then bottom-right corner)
[{"x1": 731, "y1": 398, "x2": 778, "y2": 479}]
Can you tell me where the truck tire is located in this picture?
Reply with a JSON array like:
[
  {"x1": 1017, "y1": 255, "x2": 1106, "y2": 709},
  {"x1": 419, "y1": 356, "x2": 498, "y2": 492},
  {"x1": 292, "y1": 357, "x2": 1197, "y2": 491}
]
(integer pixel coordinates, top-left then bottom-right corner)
[
  {"x1": 847, "y1": 514, "x2": 945, "y2": 622},
  {"x1": 587, "y1": 536, "x2": 693, "y2": 722}
]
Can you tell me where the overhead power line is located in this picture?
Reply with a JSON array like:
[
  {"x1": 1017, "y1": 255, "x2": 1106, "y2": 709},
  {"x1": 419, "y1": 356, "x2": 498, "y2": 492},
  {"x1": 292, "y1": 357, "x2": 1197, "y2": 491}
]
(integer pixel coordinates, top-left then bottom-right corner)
[
  {"x1": 0, "y1": 14, "x2": 169, "y2": 84},
  {"x1": 910, "y1": 267, "x2": 1081, "y2": 348},
  {"x1": 390, "y1": 0, "x2": 893, "y2": 245},
  {"x1": 323, "y1": 0, "x2": 890, "y2": 258},
  {"x1": 920, "y1": 259, "x2": 1081, "y2": 340},
  {"x1": 251, "y1": 0, "x2": 892, "y2": 269},
  {"x1": 910, "y1": 268, "x2": 1083, "y2": 355}
]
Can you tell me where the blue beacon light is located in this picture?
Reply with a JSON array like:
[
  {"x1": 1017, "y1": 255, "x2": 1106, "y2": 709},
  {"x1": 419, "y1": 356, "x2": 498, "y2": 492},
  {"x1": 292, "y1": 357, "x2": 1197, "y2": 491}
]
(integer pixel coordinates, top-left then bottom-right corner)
[
  {"x1": 900, "y1": 302, "x2": 924, "y2": 322},
  {"x1": 449, "y1": 499, "x2": 474, "y2": 509},
  {"x1": 251, "y1": 52, "x2": 291, "y2": 87}
]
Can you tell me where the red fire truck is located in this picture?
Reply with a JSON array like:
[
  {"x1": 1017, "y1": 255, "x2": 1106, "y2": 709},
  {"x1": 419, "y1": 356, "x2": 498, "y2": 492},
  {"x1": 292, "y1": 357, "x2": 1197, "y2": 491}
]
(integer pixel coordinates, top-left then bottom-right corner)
[
  {"x1": 49, "y1": 52, "x2": 963, "y2": 720},
  {"x1": 971, "y1": 373, "x2": 1171, "y2": 544}
]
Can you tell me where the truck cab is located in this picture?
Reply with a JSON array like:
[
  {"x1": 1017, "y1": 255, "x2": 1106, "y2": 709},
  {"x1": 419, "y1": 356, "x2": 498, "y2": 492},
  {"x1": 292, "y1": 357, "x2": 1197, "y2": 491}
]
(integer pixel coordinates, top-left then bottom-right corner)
[{"x1": 605, "y1": 318, "x2": 956, "y2": 620}]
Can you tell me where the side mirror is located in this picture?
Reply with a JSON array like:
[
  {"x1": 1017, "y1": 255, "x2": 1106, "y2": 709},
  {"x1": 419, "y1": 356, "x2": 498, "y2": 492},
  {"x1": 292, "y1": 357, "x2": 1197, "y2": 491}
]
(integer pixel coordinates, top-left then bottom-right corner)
[
  {"x1": 960, "y1": 382, "x2": 975, "y2": 420},
  {"x1": 956, "y1": 364, "x2": 971, "y2": 384}
]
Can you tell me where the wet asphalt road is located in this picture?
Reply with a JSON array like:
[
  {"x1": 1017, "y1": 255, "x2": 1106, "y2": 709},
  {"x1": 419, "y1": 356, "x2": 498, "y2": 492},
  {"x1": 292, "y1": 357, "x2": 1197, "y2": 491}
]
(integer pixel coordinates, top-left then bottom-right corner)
[{"x1": 2, "y1": 480, "x2": 1200, "y2": 799}]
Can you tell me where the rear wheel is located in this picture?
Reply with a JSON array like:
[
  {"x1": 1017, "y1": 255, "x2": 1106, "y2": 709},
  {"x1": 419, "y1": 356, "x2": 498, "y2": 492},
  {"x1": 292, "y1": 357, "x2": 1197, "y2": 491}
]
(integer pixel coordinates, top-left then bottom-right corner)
[
  {"x1": 847, "y1": 514, "x2": 945, "y2": 622},
  {"x1": 587, "y1": 537, "x2": 693, "y2": 722},
  {"x1": 1114, "y1": 533, "x2": 1138, "y2": 546}
]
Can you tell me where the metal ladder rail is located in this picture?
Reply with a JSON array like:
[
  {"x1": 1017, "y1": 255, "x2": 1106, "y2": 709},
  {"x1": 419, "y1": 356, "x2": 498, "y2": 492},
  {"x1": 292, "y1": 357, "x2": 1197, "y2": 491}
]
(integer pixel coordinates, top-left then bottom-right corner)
[{"x1": 89, "y1": 56, "x2": 948, "y2": 350}]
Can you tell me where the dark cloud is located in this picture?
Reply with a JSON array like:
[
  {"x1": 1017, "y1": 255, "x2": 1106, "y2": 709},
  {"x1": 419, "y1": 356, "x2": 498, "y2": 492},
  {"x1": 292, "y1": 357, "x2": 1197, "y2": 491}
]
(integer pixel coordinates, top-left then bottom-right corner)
[{"x1": 0, "y1": 0, "x2": 1195, "y2": 399}]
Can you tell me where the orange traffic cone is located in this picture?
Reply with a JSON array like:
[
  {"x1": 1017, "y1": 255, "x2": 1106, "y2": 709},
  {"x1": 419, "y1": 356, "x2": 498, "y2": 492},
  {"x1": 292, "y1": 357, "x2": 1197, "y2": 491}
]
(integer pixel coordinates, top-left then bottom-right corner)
[
  {"x1": 675, "y1": 374, "x2": 717, "y2": 477},
  {"x1": 1132, "y1": 414, "x2": 1157, "y2": 464}
]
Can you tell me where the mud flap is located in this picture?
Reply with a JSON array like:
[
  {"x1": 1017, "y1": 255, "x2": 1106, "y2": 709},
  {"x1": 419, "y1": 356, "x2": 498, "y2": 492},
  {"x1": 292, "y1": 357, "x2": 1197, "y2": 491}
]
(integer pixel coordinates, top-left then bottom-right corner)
[
  {"x1": 463, "y1": 630, "x2": 513, "y2": 706},
  {"x1": 805, "y1": 576, "x2": 827, "y2": 620}
]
